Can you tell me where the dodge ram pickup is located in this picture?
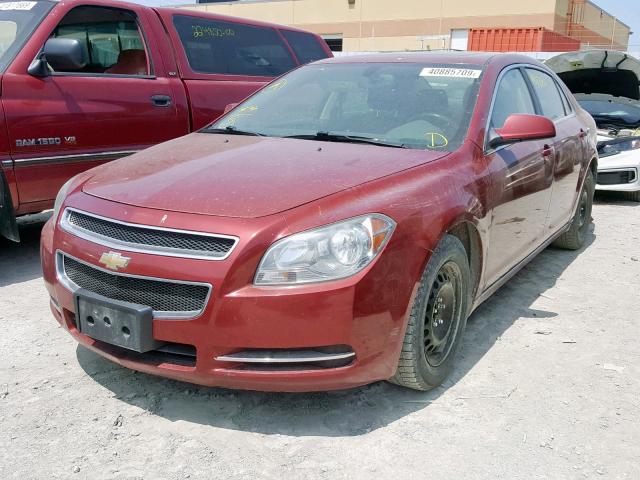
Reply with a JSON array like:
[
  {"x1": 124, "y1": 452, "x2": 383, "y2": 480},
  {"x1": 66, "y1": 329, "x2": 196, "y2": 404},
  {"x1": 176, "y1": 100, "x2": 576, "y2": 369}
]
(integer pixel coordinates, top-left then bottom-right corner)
[{"x1": 0, "y1": 0, "x2": 331, "y2": 241}]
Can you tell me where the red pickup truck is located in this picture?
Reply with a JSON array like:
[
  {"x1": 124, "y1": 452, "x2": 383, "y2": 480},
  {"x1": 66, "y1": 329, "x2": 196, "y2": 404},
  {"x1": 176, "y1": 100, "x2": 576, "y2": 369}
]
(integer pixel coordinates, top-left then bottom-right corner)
[{"x1": 0, "y1": 0, "x2": 331, "y2": 241}]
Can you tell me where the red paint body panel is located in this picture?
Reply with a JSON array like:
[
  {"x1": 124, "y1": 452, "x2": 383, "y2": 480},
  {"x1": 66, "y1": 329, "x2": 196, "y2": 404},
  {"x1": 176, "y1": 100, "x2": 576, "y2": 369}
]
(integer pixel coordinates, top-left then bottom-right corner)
[
  {"x1": 41, "y1": 53, "x2": 597, "y2": 391},
  {"x1": 82, "y1": 133, "x2": 450, "y2": 217},
  {"x1": 469, "y1": 28, "x2": 581, "y2": 52},
  {"x1": 0, "y1": 0, "x2": 331, "y2": 220}
]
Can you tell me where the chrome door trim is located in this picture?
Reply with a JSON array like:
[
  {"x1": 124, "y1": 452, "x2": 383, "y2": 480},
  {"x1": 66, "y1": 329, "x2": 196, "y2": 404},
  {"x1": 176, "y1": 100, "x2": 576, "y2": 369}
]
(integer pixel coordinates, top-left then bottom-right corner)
[{"x1": 13, "y1": 150, "x2": 138, "y2": 168}]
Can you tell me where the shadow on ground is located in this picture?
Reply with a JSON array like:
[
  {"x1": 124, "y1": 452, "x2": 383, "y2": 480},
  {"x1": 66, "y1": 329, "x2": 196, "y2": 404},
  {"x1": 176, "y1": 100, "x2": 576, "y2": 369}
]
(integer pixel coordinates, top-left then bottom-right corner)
[
  {"x1": 0, "y1": 212, "x2": 51, "y2": 287},
  {"x1": 78, "y1": 220, "x2": 598, "y2": 437}
]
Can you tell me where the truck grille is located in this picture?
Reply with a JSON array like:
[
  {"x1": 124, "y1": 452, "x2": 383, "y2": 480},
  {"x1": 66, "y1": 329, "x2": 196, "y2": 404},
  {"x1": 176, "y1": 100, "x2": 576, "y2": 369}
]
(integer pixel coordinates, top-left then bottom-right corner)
[
  {"x1": 60, "y1": 254, "x2": 210, "y2": 317},
  {"x1": 62, "y1": 209, "x2": 237, "y2": 259}
]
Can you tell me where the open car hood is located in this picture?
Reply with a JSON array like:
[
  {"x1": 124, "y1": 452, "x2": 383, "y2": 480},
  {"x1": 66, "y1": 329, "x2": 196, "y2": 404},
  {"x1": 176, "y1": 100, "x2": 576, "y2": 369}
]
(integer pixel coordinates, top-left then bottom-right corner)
[{"x1": 546, "y1": 50, "x2": 640, "y2": 100}]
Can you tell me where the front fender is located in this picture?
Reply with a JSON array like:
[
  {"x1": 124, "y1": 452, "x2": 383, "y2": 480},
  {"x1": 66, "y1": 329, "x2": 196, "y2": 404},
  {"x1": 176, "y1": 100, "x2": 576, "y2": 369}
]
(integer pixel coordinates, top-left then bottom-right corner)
[{"x1": 0, "y1": 170, "x2": 19, "y2": 242}]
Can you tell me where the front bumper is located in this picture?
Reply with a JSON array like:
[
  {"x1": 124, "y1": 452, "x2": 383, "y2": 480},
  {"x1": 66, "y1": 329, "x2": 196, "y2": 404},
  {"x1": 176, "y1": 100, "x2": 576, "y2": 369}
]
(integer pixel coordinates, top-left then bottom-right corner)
[
  {"x1": 596, "y1": 150, "x2": 640, "y2": 192},
  {"x1": 40, "y1": 202, "x2": 416, "y2": 392}
]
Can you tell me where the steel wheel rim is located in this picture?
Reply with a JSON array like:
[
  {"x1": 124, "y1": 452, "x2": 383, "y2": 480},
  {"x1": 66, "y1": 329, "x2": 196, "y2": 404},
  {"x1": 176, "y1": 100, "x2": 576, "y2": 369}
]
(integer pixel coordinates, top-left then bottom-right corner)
[
  {"x1": 423, "y1": 262, "x2": 462, "y2": 367},
  {"x1": 577, "y1": 189, "x2": 589, "y2": 229}
]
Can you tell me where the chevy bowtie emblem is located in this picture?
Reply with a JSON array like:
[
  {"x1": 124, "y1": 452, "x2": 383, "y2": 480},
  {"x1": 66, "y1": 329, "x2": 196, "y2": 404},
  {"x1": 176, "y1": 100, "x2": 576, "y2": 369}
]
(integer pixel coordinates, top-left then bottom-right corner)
[{"x1": 99, "y1": 251, "x2": 131, "y2": 271}]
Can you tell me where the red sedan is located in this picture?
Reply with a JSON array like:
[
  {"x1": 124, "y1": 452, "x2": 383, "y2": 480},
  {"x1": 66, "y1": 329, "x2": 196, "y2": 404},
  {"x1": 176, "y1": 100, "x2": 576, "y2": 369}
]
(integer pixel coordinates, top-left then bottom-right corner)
[{"x1": 40, "y1": 52, "x2": 597, "y2": 391}]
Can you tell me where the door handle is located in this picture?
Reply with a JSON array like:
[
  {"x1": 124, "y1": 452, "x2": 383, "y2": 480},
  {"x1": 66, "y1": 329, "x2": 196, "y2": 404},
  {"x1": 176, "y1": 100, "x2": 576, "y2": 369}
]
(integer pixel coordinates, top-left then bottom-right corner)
[{"x1": 150, "y1": 95, "x2": 172, "y2": 107}]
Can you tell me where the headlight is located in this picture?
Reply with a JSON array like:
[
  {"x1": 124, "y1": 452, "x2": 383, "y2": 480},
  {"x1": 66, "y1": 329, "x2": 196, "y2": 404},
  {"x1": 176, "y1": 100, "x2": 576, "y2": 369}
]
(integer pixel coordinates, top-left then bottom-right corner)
[
  {"x1": 53, "y1": 177, "x2": 76, "y2": 222},
  {"x1": 255, "y1": 214, "x2": 395, "y2": 286},
  {"x1": 599, "y1": 137, "x2": 640, "y2": 157}
]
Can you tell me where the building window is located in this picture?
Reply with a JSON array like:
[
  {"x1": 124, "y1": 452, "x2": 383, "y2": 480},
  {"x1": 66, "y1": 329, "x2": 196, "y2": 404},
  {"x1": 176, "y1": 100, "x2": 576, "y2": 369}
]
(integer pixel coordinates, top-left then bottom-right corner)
[{"x1": 322, "y1": 34, "x2": 343, "y2": 52}]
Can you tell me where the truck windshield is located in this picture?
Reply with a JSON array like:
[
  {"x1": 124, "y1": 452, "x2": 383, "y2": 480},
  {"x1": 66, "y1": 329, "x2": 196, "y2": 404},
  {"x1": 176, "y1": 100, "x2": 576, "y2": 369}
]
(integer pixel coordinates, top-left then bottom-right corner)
[
  {"x1": 207, "y1": 62, "x2": 483, "y2": 151},
  {"x1": 0, "y1": 1, "x2": 54, "y2": 73}
]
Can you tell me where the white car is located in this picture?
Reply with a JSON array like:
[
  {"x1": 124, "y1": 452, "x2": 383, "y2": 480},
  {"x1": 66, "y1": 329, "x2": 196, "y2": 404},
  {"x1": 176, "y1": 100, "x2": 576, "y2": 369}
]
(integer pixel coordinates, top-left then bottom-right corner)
[{"x1": 547, "y1": 50, "x2": 640, "y2": 201}]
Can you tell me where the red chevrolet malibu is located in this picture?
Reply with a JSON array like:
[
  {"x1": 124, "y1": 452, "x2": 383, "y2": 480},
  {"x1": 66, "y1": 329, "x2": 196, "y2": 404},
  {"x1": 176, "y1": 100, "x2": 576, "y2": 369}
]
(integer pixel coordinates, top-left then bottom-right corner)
[{"x1": 41, "y1": 53, "x2": 597, "y2": 392}]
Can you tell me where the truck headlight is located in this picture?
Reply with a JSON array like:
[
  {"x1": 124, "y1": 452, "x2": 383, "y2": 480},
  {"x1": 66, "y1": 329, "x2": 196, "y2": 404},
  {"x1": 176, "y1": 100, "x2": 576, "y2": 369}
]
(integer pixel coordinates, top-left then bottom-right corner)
[
  {"x1": 53, "y1": 177, "x2": 76, "y2": 222},
  {"x1": 254, "y1": 214, "x2": 395, "y2": 285}
]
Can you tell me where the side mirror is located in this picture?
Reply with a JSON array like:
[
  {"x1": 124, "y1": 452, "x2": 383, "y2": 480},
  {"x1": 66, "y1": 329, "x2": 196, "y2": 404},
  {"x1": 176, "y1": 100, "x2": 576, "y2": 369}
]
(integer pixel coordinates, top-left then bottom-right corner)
[
  {"x1": 28, "y1": 38, "x2": 87, "y2": 77},
  {"x1": 224, "y1": 103, "x2": 239, "y2": 114},
  {"x1": 489, "y1": 114, "x2": 556, "y2": 150}
]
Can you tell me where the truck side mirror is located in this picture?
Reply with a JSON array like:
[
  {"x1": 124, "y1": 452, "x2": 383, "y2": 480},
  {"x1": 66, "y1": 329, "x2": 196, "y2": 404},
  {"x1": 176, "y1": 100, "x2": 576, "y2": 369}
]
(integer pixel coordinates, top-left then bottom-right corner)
[{"x1": 28, "y1": 38, "x2": 87, "y2": 77}]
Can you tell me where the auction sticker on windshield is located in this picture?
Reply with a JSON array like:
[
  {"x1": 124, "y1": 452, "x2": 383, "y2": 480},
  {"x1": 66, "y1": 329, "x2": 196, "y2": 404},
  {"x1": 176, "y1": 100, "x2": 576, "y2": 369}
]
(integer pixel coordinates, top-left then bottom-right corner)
[
  {"x1": 420, "y1": 67, "x2": 481, "y2": 78},
  {"x1": 0, "y1": 2, "x2": 36, "y2": 9}
]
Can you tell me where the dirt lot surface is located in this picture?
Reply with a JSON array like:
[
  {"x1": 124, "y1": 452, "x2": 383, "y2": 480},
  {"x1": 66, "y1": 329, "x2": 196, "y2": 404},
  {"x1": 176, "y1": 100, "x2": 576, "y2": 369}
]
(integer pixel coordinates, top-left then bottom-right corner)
[{"x1": 1, "y1": 196, "x2": 639, "y2": 480}]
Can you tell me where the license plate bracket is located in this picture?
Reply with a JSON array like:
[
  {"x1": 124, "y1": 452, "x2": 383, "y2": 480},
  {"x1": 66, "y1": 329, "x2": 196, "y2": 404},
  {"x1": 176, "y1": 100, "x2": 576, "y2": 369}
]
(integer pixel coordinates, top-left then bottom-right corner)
[{"x1": 74, "y1": 289, "x2": 164, "y2": 353}]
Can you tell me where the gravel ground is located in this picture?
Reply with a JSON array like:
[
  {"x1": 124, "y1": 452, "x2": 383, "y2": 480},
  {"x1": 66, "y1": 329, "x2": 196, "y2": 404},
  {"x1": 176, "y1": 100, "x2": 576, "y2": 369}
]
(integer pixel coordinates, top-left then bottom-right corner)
[{"x1": 1, "y1": 195, "x2": 639, "y2": 480}]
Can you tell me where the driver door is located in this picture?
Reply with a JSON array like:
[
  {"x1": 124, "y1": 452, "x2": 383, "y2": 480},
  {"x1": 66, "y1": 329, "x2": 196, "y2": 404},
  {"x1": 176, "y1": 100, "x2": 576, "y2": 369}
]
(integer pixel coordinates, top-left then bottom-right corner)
[{"x1": 483, "y1": 67, "x2": 555, "y2": 287}]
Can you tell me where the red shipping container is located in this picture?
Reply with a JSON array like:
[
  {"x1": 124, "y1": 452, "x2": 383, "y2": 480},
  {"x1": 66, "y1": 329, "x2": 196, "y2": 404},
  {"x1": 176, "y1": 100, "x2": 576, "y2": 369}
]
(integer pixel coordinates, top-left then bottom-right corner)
[{"x1": 468, "y1": 27, "x2": 581, "y2": 52}]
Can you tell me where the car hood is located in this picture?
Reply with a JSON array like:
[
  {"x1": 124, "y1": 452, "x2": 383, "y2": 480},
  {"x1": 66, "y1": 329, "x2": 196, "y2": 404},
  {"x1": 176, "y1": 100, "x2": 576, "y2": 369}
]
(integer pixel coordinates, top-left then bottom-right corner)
[
  {"x1": 83, "y1": 133, "x2": 449, "y2": 218},
  {"x1": 546, "y1": 50, "x2": 640, "y2": 100}
]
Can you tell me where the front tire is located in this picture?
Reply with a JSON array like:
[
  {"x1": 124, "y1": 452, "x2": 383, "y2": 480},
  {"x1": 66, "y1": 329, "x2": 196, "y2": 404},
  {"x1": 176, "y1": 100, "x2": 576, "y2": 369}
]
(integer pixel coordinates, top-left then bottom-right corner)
[
  {"x1": 390, "y1": 235, "x2": 471, "y2": 391},
  {"x1": 553, "y1": 170, "x2": 594, "y2": 250}
]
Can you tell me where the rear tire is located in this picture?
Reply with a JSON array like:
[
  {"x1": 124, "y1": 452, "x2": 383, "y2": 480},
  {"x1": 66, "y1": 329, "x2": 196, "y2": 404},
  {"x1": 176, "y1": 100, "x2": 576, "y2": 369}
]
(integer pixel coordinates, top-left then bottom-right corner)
[
  {"x1": 553, "y1": 170, "x2": 594, "y2": 250},
  {"x1": 623, "y1": 190, "x2": 640, "y2": 202},
  {"x1": 390, "y1": 235, "x2": 471, "y2": 391}
]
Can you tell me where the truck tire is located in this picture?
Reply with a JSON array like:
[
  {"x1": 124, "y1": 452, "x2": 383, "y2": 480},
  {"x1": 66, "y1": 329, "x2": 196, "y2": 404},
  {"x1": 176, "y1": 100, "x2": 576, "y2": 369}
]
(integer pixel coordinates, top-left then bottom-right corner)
[
  {"x1": 623, "y1": 190, "x2": 640, "y2": 202},
  {"x1": 390, "y1": 235, "x2": 471, "y2": 391},
  {"x1": 553, "y1": 170, "x2": 594, "y2": 250},
  {"x1": 0, "y1": 170, "x2": 20, "y2": 242}
]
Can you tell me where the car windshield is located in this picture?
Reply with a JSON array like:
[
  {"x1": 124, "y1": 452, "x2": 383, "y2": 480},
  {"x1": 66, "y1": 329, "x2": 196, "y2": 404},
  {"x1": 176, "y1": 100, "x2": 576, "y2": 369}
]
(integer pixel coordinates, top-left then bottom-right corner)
[
  {"x1": 579, "y1": 99, "x2": 640, "y2": 127},
  {"x1": 0, "y1": 1, "x2": 54, "y2": 73},
  {"x1": 207, "y1": 62, "x2": 483, "y2": 150}
]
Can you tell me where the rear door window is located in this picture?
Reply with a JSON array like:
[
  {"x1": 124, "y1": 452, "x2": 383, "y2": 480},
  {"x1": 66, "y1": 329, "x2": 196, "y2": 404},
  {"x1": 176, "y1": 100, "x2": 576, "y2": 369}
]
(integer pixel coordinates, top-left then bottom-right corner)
[
  {"x1": 173, "y1": 14, "x2": 296, "y2": 77},
  {"x1": 525, "y1": 68, "x2": 567, "y2": 120},
  {"x1": 280, "y1": 30, "x2": 328, "y2": 64}
]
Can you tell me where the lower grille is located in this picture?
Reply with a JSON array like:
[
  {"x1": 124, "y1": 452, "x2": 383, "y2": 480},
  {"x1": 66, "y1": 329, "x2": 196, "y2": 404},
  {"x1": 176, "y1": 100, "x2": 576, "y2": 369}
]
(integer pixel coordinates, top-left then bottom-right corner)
[
  {"x1": 598, "y1": 170, "x2": 637, "y2": 185},
  {"x1": 60, "y1": 254, "x2": 210, "y2": 317},
  {"x1": 216, "y1": 346, "x2": 355, "y2": 370}
]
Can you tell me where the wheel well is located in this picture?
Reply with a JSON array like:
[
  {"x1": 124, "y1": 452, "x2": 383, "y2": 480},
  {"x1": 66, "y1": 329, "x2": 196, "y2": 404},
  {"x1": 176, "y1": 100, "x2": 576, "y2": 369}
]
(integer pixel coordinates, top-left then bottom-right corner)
[{"x1": 447, "y1": 222, "x2": 482, "y2": 298}]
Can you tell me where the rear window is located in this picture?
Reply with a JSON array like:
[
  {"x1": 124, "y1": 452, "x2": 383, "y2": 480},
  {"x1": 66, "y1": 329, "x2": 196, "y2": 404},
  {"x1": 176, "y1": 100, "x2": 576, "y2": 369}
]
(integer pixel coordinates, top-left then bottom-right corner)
[
  {"x1": 280, "y1": 30, "x2": 328, "y2": 64},
  {"x1": 173, "y1": 14, "x2": 296, "y2": 77}
]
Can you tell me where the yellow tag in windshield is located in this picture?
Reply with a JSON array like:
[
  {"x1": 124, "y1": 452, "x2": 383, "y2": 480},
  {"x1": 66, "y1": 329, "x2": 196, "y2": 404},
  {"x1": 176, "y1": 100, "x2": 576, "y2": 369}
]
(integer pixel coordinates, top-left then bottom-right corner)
[{"x1": 425, "y1": 133, "x2": 448, "y2": 148}]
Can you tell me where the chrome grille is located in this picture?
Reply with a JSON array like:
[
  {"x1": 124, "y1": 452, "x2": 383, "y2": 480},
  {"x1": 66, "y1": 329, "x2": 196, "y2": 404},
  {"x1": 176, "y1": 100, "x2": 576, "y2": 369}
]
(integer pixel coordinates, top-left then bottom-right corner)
[
  {"x1": 62, "y1": 209, "x2": 237, "y2": 260},
  {"x1": 60, "y1": 254, "x2": 210, "y2": 316}
]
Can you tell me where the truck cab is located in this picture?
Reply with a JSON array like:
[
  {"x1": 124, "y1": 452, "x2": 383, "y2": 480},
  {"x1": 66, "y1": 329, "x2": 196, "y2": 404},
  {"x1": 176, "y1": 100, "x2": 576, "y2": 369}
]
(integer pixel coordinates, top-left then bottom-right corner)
[{"x1": 0, "y1": 0, "x2": 331, "y2": 241}]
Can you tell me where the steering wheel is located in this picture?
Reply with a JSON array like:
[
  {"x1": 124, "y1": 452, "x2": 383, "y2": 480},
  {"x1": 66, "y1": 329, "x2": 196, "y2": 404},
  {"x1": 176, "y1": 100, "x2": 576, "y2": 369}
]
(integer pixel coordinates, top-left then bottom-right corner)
[{"x1": 412, "y1": 112, "x2": 455, "y2": 132}]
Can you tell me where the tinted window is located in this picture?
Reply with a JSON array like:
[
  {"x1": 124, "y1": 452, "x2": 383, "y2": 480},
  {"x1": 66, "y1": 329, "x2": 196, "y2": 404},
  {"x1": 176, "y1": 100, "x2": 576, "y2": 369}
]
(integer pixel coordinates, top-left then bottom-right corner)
[
  {"x1": 281, "y1": 30, "x2": 328, "y2": 64},
  {"x1": 209, "y1": 63, "x2": 483, "y2": 151},
  {"x1": 490, "y1": 68, "x2": 536, "y2": 130},
  {"x1": 51, "y1": 6, "x2": 149, "y2": 75},
  {"x1": 173, "y1": 14, "x2": 296, "y2": 76},
  {"x1": 526, "y1": 69, "x2": 566, "y2": 120}
]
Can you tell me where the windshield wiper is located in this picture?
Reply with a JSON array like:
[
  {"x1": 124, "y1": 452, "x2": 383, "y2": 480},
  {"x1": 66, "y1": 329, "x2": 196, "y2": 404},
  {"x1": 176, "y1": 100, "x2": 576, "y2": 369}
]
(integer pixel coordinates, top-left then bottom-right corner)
[
  {"x1": 283, "y1": 131, "x2": 407, "y2": 149},
  {"x1": 204, "y1": 125, "x2": 265, "y2": 136}
]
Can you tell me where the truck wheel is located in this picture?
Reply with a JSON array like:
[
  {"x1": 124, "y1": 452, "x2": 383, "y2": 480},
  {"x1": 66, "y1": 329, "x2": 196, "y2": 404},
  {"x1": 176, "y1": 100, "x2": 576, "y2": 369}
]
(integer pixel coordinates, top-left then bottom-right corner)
[
  {"x1": 553, "y1": 170, "x2": 594, "y2": 250},
  {"x1": 390, "y1": 235, "x2": 471, "y2": 391},
  {"x1": 623, "y1": 190, "x2": 640, "y2": 202}
]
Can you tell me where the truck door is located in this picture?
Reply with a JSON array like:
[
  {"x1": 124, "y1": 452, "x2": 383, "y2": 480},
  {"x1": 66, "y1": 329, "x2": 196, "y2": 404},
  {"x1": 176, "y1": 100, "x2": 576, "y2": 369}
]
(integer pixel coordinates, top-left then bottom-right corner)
[
  {"x1": 1, "y1": 3, "x2": 189, "y2": 207},
  {"x1": 158, "y1": 10, "x2": 300, "y2": 129}
]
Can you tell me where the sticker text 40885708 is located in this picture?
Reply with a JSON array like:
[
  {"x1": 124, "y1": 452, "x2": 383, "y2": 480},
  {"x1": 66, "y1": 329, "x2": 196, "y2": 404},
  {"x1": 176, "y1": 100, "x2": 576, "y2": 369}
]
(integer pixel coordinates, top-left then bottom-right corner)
[{"x1": 419, "y1": 67, "x2": 482, "y2": 79}]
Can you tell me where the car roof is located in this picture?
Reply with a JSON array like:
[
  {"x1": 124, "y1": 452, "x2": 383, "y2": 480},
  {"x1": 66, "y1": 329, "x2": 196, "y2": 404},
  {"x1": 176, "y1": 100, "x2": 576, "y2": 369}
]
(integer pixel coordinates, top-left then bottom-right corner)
[{"x1": 314, "y1": 51, "x2": 539, "y2": 67}]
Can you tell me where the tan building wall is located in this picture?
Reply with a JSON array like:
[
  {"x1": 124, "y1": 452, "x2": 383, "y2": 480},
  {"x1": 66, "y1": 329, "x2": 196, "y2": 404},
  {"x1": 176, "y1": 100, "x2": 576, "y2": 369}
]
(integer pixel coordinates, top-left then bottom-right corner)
[{"x1": 184, "y1": 0, "x2": 630, "y2": 51}]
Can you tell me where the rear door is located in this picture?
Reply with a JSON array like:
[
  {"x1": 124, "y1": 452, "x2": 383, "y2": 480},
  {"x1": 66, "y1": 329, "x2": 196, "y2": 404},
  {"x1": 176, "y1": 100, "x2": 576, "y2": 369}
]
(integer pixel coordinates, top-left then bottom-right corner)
[
  {"x1": 2, "y1": 3, "x2": 189, "y2": 207},
  {"x1": 524, "y1": 67, "x2": 583, "y2": 232},
  {"x1": 157, "y1": 10, "x2": 301, "y2": 129}
]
